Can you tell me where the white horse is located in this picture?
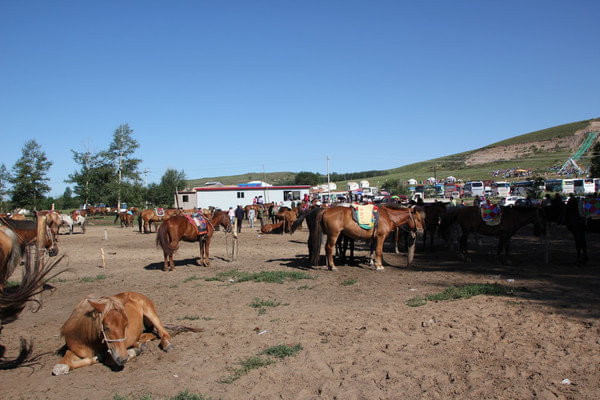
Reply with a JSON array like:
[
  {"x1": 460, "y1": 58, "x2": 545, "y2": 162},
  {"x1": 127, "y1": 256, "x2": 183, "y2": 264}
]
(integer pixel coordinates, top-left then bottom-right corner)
[{"x1": 60, "y1": 214, "x2": 86, "y2": 234}]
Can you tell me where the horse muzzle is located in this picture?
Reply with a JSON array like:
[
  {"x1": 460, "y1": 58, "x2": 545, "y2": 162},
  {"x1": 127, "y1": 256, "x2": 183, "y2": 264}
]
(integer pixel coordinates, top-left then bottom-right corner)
[{"x1": 48, "y1": 247, "x2": 59, "y2": 257}]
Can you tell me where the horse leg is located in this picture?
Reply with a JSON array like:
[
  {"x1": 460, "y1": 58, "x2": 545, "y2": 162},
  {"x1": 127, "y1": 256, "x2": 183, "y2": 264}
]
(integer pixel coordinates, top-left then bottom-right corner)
[
  {"x1": 459, "y1": 231, "x2": 470, "y2": 261},
  {"x1": 142, "y1": 306, "x2": 174, "y2": 352},
  {"x1": 394, "y1": 228, "x2": 400, "y2": 254},
  {"x1": 372, "y1": 235, "x2": 385, "y2": 270},
  {"x1": 53, "y1": 348, "x2": 100, "y2": 375},
  {"x1": 162, "y1": 251, "x2": 170, "y2": 272},
  {"x1": 204, "y1": 237, "x2": 211, "y2": 267},
  {"x1": 325, "y1": 233, "x2": 339, "y2": 271}
]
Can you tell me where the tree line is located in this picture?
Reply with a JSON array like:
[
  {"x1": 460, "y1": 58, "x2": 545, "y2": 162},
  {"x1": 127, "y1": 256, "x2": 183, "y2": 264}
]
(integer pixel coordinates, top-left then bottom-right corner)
[{"x1": 0, "y1": 123, "x2": 186, "y2": 212}]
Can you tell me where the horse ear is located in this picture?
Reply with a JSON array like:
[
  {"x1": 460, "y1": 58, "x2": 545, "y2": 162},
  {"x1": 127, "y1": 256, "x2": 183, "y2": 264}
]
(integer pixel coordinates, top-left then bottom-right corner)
[{"x1": 87, "y1": 298, "x2": 106, "y2": 313}]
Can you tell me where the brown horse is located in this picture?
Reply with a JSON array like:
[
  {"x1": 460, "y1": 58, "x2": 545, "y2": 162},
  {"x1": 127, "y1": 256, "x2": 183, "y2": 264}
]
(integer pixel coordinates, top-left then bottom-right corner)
[
  {"x1": 0, "y1": 216, "x2": 58, "y2": 274},
  {"x1": 156, "y1": 210, "x2": 232, "y2": 270},
  {"x1": 114, "y1": 211, "x2": 134, "y2": 228},
  {"x1": 37, "y1": 211, "x2": 62, "y2": 243},
  {"x1": 455, "y1": 205, "x2": 547, "y2": 264},
  {"x1": 138, "y1": 208, "x2": 181, "y2": 234},
  {"x1": 52, "y1": 291, "x2": 178, "y2": 375},
  {"x1": 304, "y1": 205, "x2": 423, "y2": 270}
]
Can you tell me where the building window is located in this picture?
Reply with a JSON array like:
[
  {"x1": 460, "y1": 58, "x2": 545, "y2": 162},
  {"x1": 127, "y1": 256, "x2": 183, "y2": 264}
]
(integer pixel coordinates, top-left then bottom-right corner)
[
  {"x1": 237, "y1": 192, "x2": 245, "y2": 199},
  {"x1": 283, "y1": 191, "x2": 301, "y2": 201},
  {"x1": 182, "y1": 195, "x2": 189, "y2": 202}
]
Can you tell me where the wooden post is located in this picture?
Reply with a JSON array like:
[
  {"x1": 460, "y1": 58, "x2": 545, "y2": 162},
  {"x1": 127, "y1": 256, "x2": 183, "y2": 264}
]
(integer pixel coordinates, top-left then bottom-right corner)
[{"x1": 101, "y1": 248, "x2": 106, "y2": 269}]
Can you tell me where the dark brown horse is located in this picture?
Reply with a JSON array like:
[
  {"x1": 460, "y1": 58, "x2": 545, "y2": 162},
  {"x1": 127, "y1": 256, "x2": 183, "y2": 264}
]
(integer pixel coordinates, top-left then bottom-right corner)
[
  {"x1": 301, "y1": 205, "x2": 423, "y2": 270},
  {"x1": 545, "y1": 195, "x2": 589, "y2": 264},
  {"x1": 393, "y1": 202, "x2": 448, "y2": 253},
  {"x1": 139, "y1": 208, "x2": 181, "y2": 234},
  {"x1": 156, "y1": 210, "x2": 232, "y2": 270},
  {"x1": 455, "y1": 205, "x2": 547, "y2": 264}
]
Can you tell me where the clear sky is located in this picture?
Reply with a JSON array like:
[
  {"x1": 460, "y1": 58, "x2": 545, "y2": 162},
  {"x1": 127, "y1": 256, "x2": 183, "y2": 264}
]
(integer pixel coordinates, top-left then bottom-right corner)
[{"x1": 1, "y1": 1, "x2": 599, "y2": 197}]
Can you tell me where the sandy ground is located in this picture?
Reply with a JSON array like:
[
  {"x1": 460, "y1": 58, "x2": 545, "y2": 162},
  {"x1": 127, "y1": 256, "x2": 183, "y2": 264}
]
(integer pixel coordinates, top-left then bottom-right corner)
[{"x1": 2, "y1": 217, "x2": 600, "y2": 400}]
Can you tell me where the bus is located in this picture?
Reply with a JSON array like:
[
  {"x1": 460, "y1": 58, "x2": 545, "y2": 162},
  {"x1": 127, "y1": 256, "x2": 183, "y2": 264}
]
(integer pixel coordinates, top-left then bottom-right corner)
[
  {"x1": 491, "y1": 182, "x2": 510, "y2": 197},
  {"x1": 573, "y1": 178, "x2": 595, "y2": 194},
  {"x1": 463, "y1": 181, "x2": 484, "y2": 197}
]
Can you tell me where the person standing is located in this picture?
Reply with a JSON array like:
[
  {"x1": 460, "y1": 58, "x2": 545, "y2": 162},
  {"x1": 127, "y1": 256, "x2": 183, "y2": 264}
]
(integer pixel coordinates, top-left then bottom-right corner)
[
  {"x1": 248, "y1": 207, "x2": 256, "y2": 229},
  {"x1": 235, "y1": 205, "x2": 245, "y2": 233},
  {"x1": 228, "y1": 207, "x2": 235, "y2": 226}
]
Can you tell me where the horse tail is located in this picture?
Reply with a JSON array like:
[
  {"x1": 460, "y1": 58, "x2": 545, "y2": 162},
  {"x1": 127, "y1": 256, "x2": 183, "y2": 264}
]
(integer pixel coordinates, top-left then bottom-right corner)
[
  {"x1": 138, "y1": 213, "x2": 143, "y2": 233},
  {"x1": 156, "y1": 221, "x2": 179, "y2": 256},
  {"x1": 0, "y1": 245, "x2": 65, "y2": 324},
  {"x1": 163, "y1": 324, "x2": 204, "y2": 334},
  {"x1": 307, "y1": 208, "x2": 325, "y2": 266},
  {"x1": 290, "y1": 210, "x2": 310, "y2": 234}
]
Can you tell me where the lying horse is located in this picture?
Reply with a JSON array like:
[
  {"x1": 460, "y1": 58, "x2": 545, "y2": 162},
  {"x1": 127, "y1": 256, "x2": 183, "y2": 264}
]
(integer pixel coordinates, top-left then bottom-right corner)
[
  {"x1": 53, "y1": 291, "x2": 180, "y2": 375},
  {"x1": 156, "y1": 210, "x2": 232, "y2": 270}
]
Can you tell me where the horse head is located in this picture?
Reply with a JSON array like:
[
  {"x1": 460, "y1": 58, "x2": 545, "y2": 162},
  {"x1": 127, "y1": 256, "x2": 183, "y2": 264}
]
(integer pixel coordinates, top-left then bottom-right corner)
[
  {"x1": 409, "y1": 206, "x2": 425, "y2": 236},
  {"x1": 88, "y1": 297, "x2": 130, "y2": 366}
]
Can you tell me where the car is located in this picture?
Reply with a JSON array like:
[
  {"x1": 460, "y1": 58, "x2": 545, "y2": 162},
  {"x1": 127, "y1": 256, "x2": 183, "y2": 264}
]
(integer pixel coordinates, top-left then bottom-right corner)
[{"x1": 500, "y1": 196, "x2": 526, "y2": 207}]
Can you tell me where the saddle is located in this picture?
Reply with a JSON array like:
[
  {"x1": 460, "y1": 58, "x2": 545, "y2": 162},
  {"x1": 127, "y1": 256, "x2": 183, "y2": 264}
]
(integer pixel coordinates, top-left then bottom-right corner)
[
  {"x1": 480, "y1": 204, "x2": 502, "y2": 226},
  {"x1": 185, "y1": 214, "x2": 208, "y2": 235},
  {"x1": 155, "y1": 207, "x2": 165, "y2": 217},
  {"x1": 584, "y1": 198, "x2": 600, "y2": 219},
  {"x1": 351, "y1": 204, "x2": 378, "y2": 230}
]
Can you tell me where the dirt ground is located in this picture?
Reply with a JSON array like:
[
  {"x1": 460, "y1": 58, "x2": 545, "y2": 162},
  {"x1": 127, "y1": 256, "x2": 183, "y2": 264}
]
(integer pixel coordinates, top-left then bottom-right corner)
[{"x1": 2, "y1": 217, "x2": 600, "y2": 400}]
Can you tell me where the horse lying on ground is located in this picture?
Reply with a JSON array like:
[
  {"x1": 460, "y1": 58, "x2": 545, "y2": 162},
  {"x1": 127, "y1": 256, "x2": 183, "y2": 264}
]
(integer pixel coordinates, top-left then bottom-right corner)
[{"x1": 52, "y1": 291, "x2": 202, "y2": 375}]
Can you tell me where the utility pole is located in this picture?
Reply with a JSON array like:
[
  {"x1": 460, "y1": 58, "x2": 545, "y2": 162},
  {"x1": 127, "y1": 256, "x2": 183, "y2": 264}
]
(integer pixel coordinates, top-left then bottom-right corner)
[
  {"x1": 143, "y1": 168, "x2": 151, "y2": 186},
  {"x1": 327, "y1": 155, "x2": 331, "y2": 203}
]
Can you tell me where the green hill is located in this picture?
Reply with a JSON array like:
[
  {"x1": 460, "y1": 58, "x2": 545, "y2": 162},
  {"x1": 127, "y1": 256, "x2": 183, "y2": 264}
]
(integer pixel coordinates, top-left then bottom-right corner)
[{"x1": 187, "y1": 118, "x2": 600, "y2": 191}]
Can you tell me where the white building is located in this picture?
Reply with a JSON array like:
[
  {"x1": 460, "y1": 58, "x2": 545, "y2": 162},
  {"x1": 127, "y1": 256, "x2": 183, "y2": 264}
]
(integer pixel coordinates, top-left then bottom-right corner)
[{"x1": 175, "y1": 184, "x2": 311, "y2": 210}]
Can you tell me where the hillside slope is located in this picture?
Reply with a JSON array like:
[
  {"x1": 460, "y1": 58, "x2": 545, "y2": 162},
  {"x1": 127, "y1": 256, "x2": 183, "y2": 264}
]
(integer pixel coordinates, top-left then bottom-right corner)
[{"x1": 188, "y1": 118, "x2": 600, "y2": 189}]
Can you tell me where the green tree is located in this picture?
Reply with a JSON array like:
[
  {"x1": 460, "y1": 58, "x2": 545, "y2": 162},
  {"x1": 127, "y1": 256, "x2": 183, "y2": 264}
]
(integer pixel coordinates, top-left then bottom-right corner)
[
  {"x1": 590, "y1": 142, "x2": 600, "y2": 178},
  {"x1": 10, "y1": 140, "x2": 53, "y2": 209},
  {"x1": 160, "y1": 169, "x2": 187, "y2": 207},
  {"x1": 66, "y1": 149, "x2": 109, "y2": 206},
  {"x1": 0, "y1": 163, "x2": 10, "y2": 212},
  {"x1": 101, "y1": 123, "x2": 142, "y2": 209},
  {"x1": 294, "y1": 171, "x2": 320, "y2": 186}
]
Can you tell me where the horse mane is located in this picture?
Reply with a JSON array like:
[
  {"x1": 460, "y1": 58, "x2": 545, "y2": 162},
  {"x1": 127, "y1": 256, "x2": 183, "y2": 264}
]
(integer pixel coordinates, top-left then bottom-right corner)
[
  {"x1": 60, "y1": 295, "x2": 125, "y2": 345},
  {"x1": 0, "y1": 217, "x2": 37, "y2": 231}
]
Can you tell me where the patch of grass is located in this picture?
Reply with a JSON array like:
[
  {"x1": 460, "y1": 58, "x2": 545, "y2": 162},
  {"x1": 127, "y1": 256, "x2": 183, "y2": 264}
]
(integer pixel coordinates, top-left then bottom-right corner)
[
  {"x1": 203, "y1": 316, "x2": 215, "y2": 321},
  {"x1": 406, "y1": 283, "x2": 515, "y2": 307},
  {"x1": 206, "y1": 269, "x2": 314, "y2": 284},
  {"x1": 260, "y1": 343, "x2": 303, "y2": 359},
  {"x1": 295, "y1": 284, "x2": 315, "y2": 290},
  {"x1": 220, "y1": 344, "x2": 302, "y2": 383},
  {"x1": 80, "y1": 274, "x2": 107, "y2": 283},
  {"x1": 248, "y1": 297, "x2": 287, "y2": 315},
  {"x1": 341, "y1": 278, "x2": 357, "y2": 286},
  {"x1": 178, "y1": 315, "x2": 200, "y2": 321},
  {"x1": 169, "y1": 284, "x2": 179, "y2": 288},
  {"x1": 112, "y1": 390, "x2": 213, "y2": 400},
  {"x1": 183, "y1": 275, "x2": 201, "y2": 283}
]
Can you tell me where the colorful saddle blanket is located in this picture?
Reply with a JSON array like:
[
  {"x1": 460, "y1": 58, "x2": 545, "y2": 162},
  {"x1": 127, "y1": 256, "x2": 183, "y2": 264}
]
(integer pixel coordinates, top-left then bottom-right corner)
[
  {"x1": 584, "y1": 198, "x2": 600, "y2": 219},
  {"x1": 480, "y1": 204, "x2": 502, "y2": 226},
  {"x1": 351, "y1": 204, "x2": 378, "y2": 230},
  {"x1": 185, "y1": 214, "x2": 208, "y2": 235},
  {"x1": 155, "y1": 207, "x2": 165, "y2": 217}
]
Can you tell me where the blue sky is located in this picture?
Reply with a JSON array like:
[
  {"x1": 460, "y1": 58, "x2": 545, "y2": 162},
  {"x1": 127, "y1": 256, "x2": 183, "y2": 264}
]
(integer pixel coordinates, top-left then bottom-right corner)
[{"x1": 1, "y1": 1, "x2": 599, "y2": 197}]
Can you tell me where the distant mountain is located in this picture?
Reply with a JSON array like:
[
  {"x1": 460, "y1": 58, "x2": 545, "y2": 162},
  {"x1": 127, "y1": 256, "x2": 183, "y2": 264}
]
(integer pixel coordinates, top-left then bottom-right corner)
[{"x1": 186, "y1": 118, "x2": 600, "y2": 190}]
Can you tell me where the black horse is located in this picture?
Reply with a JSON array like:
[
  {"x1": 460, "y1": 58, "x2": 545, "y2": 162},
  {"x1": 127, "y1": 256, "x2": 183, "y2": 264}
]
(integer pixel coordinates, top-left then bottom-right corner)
[{"x1": 545, "y1": 194, "x2": 588, "y2": 264}]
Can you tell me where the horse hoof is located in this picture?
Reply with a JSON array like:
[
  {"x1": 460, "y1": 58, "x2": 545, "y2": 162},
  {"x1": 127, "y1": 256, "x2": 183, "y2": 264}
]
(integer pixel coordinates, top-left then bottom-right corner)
[
  {"x1": 52, "y1": 363, "x2": 70, "y2": 376},
  {"x1": 329, "y1": 266, "x2": 338, "y2": 271},
  {"x1": 164, "y1": 344, "x2": 175, "y2": 353},
  {"x1": 376, "y1": 266, "x2": 385, "y2": 271}
]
